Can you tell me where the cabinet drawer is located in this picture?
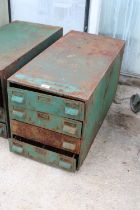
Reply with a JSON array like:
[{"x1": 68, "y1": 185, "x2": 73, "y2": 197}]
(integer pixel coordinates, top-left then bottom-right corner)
[
  {"x1": 0, "y1": 107, "x2": 5, "y2": 122},
  {"x1": 9, "y1": 138, "x2": 77, "y2": 172},
  {"x1": 0, "y1": 123, "x2": 7, "y2": 138},
  {"x1": 8, "y1": 87, "x2": 85, "y2": 121},
  {"x1": 9, "y1": 107, "x2": 82, "y2": 138},
  {"x1": 11, "y1": 120, "x2": 81, "y2": 154}
]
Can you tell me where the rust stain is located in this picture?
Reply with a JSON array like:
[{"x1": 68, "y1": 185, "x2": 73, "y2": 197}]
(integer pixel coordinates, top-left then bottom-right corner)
[{"x1": 11, "y1": 120, "x2": 81, "y2": 154}]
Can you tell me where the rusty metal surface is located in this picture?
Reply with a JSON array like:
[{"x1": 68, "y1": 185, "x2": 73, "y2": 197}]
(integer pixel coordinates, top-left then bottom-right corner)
[
  {"x1": 8, "y1": 31, "x2": 125, "y2": 101},
  {"x1": 0, "y1": 21, "x2": 63, "y2": 137},
  {"x1": 11, "y1": 120, "x2": 81, "y2": 154}
]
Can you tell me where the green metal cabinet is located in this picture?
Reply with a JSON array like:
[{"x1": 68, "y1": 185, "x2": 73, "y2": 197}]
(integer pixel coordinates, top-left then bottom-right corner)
[
  {"x1": 8, "y1": 31, "x2": 125, "y2": 171},
  {"x1": 0, "y1": 21, "x2": 63, "y2": 137}
]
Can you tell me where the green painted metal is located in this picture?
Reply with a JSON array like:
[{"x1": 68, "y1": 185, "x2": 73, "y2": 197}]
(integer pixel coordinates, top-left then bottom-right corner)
[
  {"x1": 9, "y1": 138, "x2": 76, "y2": 172},
  {"x1": 78, "y1": 52, "x2": 124, "y2": 168},
  {"x1": 11, "y1": 95, "x2": 24, "y2": 104},
  {"x1": 0, "y1": 21, "x2": 63, "y2": 137},
  {"x1": 8, "y1": 87, "x2": 85, "y2": 121},
  {"x1": 9, "y1": 107, "x2": 82, "y2": 138},
  {"x1": 0, "y1": 21, "x2": 62, "y2": 69},
  {"x1": 12, "y1": 144, "x2": 24, "y2": 154}
]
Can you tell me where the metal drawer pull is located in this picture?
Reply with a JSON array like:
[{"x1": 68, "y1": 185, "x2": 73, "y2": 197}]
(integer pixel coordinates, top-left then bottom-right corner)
[
  {"x1": 11, "y1": 95, "x2": 24, "y2": 104},
  {"x1": 12, "y1": 110, "x2": 25, "y2": 119},
  {"x1": 65, "y1": 107, "x2": 79, "y2": 116},
  {"x1": 12, "y1": 144, "x2": 23, "y2": 154},
  {"x1": 59, "y1": 160, "x2": 72, "y2": 170},
  {"x1": 62, "y1": 142, "x2": 76, "y2": 151},
  {"x1": 63, "y1": 123, "x2": 77, "y2": 135},
  {"x1": 37, "y1": 112, "x2": 50, "y2": 120}
]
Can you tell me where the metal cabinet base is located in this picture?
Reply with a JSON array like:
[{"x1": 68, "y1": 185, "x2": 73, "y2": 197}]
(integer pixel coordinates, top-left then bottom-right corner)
[{"x1": 0, "y1": 21, "x2": 62, "y2": 138}]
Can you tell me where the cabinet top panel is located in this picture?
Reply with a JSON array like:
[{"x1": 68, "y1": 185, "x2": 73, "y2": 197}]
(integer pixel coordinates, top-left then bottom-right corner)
[
  {"x1": 9, "y1": 31, "x2": 125, "y2": 101},
  {"x1": 0, "y1": 21, "x2": 62, "y2": 72}
]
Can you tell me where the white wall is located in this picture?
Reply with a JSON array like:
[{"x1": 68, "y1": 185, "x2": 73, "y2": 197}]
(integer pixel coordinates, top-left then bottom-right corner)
[
  {"x1": 0, "y1": 0, "x2": 9, "y2": 27},
  {"x1": 99, "y1": 0, "x2": 140, "y2": 76},
  {"x1": 11, "y1": 0, "x2": 86, "y2": 34},
  {"x1": 89, "y1": 0, "x2": 140, "y2": 77}
]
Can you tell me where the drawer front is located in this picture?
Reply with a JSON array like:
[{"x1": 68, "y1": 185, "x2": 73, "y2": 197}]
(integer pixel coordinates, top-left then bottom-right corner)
[
  {"x1": 0, "y1": 107, "x2": 6, "y2": 122},
  {"x1": 9, "y1": 138, "x2": 76, "y2": 172},
  {"x1": 11, "y1": 120, "x2": 81, "y2": 154},
  {"x1": 8, "y1": 87, "x2": 85, "y2": 121},
  {"x1": 0, "y1": 123, "x2": 7, "y2": 138},
  {"x1": 9, "y1": 107, "x2": 82, "y2": 138}
]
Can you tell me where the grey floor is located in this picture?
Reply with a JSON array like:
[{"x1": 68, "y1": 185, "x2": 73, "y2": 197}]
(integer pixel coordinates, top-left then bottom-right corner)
[{"x1": 0, "y1": 85, "x2": 140, "y2": 210}]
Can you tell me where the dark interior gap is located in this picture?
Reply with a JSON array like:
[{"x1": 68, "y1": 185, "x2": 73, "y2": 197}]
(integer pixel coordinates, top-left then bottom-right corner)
[
  {"x1": 0, "y1": 79, "x2": 3, "y2": 107},
  {"x1": 13, "y1": 134, "x2": 79, "y2": 159}
]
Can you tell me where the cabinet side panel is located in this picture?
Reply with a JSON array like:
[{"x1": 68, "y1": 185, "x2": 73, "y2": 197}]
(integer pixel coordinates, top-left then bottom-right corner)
[{"x1": 78, "y1": 50, "x2": 124, "y2": 168}]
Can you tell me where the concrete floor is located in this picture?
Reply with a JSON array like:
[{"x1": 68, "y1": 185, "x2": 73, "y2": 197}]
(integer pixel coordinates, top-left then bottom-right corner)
[{"x1": 0, "y1": 85, "x2": 140, "y2": 210}]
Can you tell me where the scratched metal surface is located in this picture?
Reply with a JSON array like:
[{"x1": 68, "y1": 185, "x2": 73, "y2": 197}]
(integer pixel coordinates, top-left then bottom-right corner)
[
  {"x1": 9, "y1": 31, "x2": 125, "y2": 101},
  {"x1": 0, "y1": 21, "x2": 62, "y2": 71}
]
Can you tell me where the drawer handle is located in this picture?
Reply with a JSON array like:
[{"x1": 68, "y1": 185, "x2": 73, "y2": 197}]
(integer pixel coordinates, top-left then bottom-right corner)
[
  {"x1": 12, "y1": 110, "x2": 25, "y2": 119},
  {"x1": 63, "y1": 122, "x2": 77, "y2": 135},
  {"x1": 11, "y1": 95, "x2": 24, "y2": 104},
  {"x1": 65, "y1": 107, "x2": 79, "y2": 116},
  {"x1": 62, "y1": 142, "x2": 76, "y2": 151},
  {"x1": 59, "y1": 160, "x2": 72, "y2": 170},
  {"x1": 12, "y1": 144, "x2": 23, "y2": 154}
]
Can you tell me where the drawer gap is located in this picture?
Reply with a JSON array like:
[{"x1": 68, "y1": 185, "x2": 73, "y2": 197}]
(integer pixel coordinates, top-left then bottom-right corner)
[{"x1": 12, "y1": 134, "x2": 79, "y2": 160}]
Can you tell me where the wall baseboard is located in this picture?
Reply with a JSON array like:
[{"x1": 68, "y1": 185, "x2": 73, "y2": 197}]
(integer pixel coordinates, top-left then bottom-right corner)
[{"x1": 119, "y1": 74, "x2": 140, "y2": 87}]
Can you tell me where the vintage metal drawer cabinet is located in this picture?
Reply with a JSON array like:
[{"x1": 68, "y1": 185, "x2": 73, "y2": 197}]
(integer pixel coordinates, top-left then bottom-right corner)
[
  {"x1": 8, "y1": 31, "x2": 125, "y2": 171},
  {"x1": 0, "y1": 21, "x2": 63, "y2": 137}
]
